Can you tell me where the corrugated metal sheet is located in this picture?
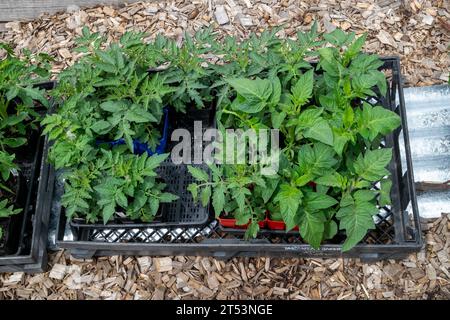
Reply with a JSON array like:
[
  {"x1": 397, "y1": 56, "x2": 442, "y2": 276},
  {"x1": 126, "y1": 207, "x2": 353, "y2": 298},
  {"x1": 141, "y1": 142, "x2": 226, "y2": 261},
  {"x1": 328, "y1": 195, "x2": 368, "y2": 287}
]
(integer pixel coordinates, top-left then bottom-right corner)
[{"x1": 401, "y1": 85, "x2": 450, "y2": 218}]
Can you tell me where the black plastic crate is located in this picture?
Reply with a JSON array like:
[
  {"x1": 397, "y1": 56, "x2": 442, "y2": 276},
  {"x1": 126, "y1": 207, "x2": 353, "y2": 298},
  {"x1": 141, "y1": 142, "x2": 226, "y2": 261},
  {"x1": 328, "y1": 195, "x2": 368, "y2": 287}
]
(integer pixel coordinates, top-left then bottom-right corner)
[
  {"x1": 0, "y1": 82, "x2": 55, "y2": 273},
  {"x1": 54, "y1": 57, "x2": 422, "y2": 262}
]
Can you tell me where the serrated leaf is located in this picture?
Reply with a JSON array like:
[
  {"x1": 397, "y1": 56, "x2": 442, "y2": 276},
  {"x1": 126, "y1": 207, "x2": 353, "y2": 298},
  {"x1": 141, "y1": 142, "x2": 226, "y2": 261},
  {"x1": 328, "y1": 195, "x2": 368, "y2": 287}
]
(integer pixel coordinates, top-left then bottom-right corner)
[
  {"x1": 145, "y1": 153, "x2": 169, "y2": 170},
  {"x1": 337, "y1": 199, "x2": 378, "y2": 252},
  {"x1": 261, "y1": 178, "x2": 279, "y2": 203},
  {"x1": 187, "y1": 165, "x2": 209, "y2": 182},
  {"x1": 159, "y1": 192, "x2": 179, "y2": 203},
  {"x1": 102, "y1": 202, "x2": 116, "y2": 224},
  {"x1": 232, "y1": 187, "x2": 251, "y2": 212},
  {"x1": 125, "y1": 108, "x2": 157, "y2": 123},
  {"x1": 149, "y1": 197, "x2": 159, "y2": 216},
  {"x1": 315, "y1": 172, "x2": 343, "y2": 188},
  {"x1": 91, "y1": 120, "x2": 111, "y2": 134},
  {"x1": 304, "y1": 192, "x2": 338, "y2": 211},
  {"x1": 187, "y1": 183, "x2": 198, "y2": 202},
  {"x1": 340, "y1": 193, "x2": 354, "y2": 207},
  {"x1": 353, "y1": 190, "x2": 376, "y2": 202},
  {"x1": 201, "y1": 186, "x2": 211, "y2": 207},
  {"x1": 227, "y1": 78, "x2": 272, "y2": 113},
  {"x1": 359, "y1": 104, "x2": 401, "y2": 141},
  {"x1": 245, "y1": 221, "x2": 260, "y2": 239},
  {"x1": 354, "y1": 148, "x2": 392, "y2": 181},
  {"x1": 212, "y1": 184, "x2": 226, "y2": 215},
  {"x1": 274, "y1": 184, "x2": 303, "y2": 231},
  {"x1": 100, "y1": 101, "x2": 126, "y2": 112},
  {"x1": 304, "y1": 119, "x2": 334, "y2": 146},
  {"x1": 115, "y1": 190, "x2": 128, "y2": 208},
  {"x1": 379, "y1": 179, "x2": 392, "y2": 206},
  {"x1": 291, "y1": 69, "x2": 314, "y2": 106},
  {"x1": 299, "y1": 210, "x2": 326, "y2": 249}
]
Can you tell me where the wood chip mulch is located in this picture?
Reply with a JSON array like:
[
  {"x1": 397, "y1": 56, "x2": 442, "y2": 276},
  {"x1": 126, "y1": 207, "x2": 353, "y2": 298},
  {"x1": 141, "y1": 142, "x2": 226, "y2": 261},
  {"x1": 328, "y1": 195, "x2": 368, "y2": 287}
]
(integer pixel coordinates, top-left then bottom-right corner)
[
  {"x1": 0, "y1": 0, "x2": 449, "y2": 299},
  {"x1": 0, "y1": 213, "x2": 448, "y2": 300},
  {"x1": 0, "y1": 0, "x2": 449, "y2": 85}
]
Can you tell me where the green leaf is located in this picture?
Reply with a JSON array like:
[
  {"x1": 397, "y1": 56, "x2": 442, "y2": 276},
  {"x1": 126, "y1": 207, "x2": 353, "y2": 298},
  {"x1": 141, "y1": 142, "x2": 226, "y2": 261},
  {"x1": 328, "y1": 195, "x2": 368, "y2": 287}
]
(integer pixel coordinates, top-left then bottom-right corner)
[
  {"x1": 291, "y1": 69, "x2": 314, "y2": 106},
  {"x1": 125, "y1": 108, "x2": 157, "y2": 123},
  {"x1": 274, "y1": 184, "x2": 303, "y2": 231},
  {"x1": 379, "y1": 179, "x2": 392, "y2": 206},
  {"x1": 336, "y1": 198, "x2": 378, "y2": 252},
  {"x1": 212, "y1": 184, "x2": 226, "y2": 215},
  {"x1": 353, "y1": 190, "x2": 376, "y2": 202},
  {"x1": 159, "y1": 192, "x2": 179, "y2": 203},
  {"x1": 100, "y1": 101, "x2": 126, "y2": 113},
  {"x1": 323, "y1": 220, "x2": 338, "y2": 240},
  {"x1": 115, "y1": 190, "x2": 128, "y2": 208},
  {"x1": 187, "y1": 183, "x2": 198, "y2": 202},
  {"x1": 269, "y1": 76, "x2": 281, "y2": 106},
  {"x1": 149, "y1": 197, "x2": 160, "y2": 216},
  {"x1": 358, "y1": 104, "x2": 401, "y2": 141},
  {"x1": 187, "y1": 165, "x2": 209, "y2": 182},
  {"x1": 340, "y1": 193, "x2": 354, "y2": 207},
  {"x1": 304, "y1": 119, "x2": 334, "y2": 146},
  {"x1": 299, "y1": 210, "x2": 325, "y2": 249},
  {"x1": 232, "y1": 187, "x2": 251, "y2": 212},
  {"x1": 271, "y1": 111, "x2": 286, "y2": 129},
  {"x1": 3, "y1": 138, "x2": 27, "y2": 148},
  {"x1": 304, "y1": 192, "x2": 338, "y2": 211},
  {"x1": 298, "y1": 143, "x2": 338, "y2": 177},
  {"x1": 245, "y1": 221, "x2": 260, "y2": 239},
  {"x1": 354, "y1": 148, "x2": 392, "y2": 181},
  {"x1": 261, "y1": 178, "x2": 279, "y2": 203},
  {"x1": 201, "y1": 186, "x2": 211, "y2": 207},
  {"x1": 227, "y1": 78, "x2": 272, "y2": 113},
  {"x1": 20, "y1": 87, "x2": 48, "y2": 107},
  {"x1": 91, "y1": 120, "x2": 111, "y2": 134},
  {"x1": 315, "y1": 172, "x2": 344, "y2": 188},
  {"x1": 145, "y1": 153, "x2": 169, "y2": 170},
  {"x1": 295, "y1": 108, "x2": 323, "y2": 128},
  {"x1": 346, "y1": 33, "x2": 367, "y2": 59},
  {"x1": 102, "y1": 202, "x2": 116, "y2": 223},
  {"x1": 332, "y1": 130, "x2": 351, "y2": 156}
]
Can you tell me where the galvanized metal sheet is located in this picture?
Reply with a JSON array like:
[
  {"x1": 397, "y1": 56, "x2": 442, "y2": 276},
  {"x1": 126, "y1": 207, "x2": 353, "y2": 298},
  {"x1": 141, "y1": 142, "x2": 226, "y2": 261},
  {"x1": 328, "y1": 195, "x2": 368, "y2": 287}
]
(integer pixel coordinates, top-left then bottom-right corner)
[{"x1": 401, "y1": 85, "x2": 450, "y2": 218}]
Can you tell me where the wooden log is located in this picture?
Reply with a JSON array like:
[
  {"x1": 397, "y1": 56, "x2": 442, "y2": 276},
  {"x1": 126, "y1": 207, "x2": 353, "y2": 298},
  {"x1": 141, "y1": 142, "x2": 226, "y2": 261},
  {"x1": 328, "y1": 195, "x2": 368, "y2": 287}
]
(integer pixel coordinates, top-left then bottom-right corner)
[{"x1": 0, "y1": 0, "x2": 147, "y2": 22}]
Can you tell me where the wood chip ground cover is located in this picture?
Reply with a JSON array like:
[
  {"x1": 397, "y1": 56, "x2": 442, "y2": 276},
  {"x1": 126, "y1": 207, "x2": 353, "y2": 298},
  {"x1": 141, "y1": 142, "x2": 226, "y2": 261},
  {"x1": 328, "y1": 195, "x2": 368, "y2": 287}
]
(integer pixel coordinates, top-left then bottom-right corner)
[{"x1": 0, "y1": 0, "x2": 449, "y2": 299}]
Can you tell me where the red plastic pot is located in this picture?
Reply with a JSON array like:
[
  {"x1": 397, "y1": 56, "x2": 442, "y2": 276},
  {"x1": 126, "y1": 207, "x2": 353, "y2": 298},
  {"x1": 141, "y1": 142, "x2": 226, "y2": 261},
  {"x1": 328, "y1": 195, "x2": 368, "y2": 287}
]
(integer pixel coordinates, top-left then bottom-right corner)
[
  {"x1": 266, "y1": 218, "x2": 299, "y2": 231},
  {"x1": 218, "y1": 216, "x2": 266, "y2": 229}
]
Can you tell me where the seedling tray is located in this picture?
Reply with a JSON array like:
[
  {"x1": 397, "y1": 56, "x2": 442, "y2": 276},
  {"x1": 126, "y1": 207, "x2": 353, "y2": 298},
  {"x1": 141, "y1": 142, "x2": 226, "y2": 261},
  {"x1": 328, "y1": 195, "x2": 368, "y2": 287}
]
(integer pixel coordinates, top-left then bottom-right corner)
[
  {"x1": 69, "y1": 161, "x2": 210, "y2": 230},
  {"x1": 0, "y1": 82, "x2": 55, "y2": 273},
  {"x1": 55, "y1": 57, "x2": 422, "y2": 261},
  {"x1": 64, "y1": 105, "x2": 215, "y2": 231}
]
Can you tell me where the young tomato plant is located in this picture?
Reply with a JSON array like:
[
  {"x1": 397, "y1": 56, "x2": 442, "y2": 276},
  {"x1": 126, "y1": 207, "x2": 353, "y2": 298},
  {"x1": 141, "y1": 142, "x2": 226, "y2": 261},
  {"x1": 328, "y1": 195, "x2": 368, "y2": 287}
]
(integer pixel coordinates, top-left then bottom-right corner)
[
  {"x1": 187, "y1": 163, "x2": 278, "y2": 239},
  {"x1": 188, "y1": 27, "x2": 401, "y2": 252},
  {"x1": 43, "y1": 29, "x2": 178, "y2": 224},
  {"x1": 0, "y1": 43, "x2": 50, "y2": 241}
]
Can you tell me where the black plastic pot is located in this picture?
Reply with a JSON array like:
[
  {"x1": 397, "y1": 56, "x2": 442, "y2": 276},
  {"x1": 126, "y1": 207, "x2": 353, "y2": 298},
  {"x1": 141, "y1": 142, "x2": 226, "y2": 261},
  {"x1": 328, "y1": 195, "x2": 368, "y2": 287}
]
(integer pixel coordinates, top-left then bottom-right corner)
[
  {"x1": 54, "y1": 57, "x2": 422, "y2": 262},
  {"x1": 0, "y1": 172, "x2": 28, "y2": 256},
  {"x1": 0, "y1": 81, "x2": 55, "y2": 273}
]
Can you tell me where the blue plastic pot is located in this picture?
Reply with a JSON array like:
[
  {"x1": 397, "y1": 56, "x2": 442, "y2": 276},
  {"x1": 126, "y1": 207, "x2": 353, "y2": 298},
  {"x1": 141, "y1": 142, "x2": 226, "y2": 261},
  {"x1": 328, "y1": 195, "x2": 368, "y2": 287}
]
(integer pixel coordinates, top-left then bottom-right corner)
[{"x1": 97, "y1": 108, "x2": 169, "y2": 156}]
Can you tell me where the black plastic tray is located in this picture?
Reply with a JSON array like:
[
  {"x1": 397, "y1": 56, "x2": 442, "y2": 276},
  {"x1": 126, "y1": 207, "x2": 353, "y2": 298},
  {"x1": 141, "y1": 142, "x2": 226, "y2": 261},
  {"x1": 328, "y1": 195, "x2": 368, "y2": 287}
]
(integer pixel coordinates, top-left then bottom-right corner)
[
  {"x1": 0, "y1": 81, "x2": 55, "y2": 273},
  {"x1": 55, "y1": 57, "x2": 422, "y2": 261},
  {"x1": 69, "y1": 161, "x2": 210, "y2": 230},
  {"x1": 65, "y1": 104, "x2": 216, "y2": 230}
]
